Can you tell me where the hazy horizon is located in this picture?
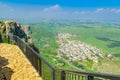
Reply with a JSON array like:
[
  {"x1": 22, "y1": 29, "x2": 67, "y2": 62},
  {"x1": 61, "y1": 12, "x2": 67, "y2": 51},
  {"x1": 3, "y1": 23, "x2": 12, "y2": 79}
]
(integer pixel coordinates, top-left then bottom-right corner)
[{"x1": 0, "y1": 0, "x2": 120, "y2": 22}]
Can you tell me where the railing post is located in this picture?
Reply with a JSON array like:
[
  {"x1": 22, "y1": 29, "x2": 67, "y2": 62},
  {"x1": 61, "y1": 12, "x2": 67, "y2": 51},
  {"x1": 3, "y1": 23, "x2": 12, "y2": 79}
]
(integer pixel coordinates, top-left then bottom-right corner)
[
  {"x1": 52, "y1": 69, "x2": 55, "y2": 80},
  {"x1": 0, "y1": 34, "x2": 2, "y2": 43},
  {"x1": 61, "y1": 71, "x2": 66, "y2": 80},
  {"x1": 39, "y1": 59, "x2": 42, "y2": 77},
  {"x1": 88, "y1": 75, "x2": 94, "y2": 80},
  {"x1": 8, "y1": 35, "x2": 10, "y2": 44}
]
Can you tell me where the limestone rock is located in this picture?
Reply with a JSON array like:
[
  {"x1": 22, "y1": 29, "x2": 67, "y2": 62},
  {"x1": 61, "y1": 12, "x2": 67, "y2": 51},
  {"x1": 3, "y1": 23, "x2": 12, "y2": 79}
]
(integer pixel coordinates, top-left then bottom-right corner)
[
  {"x1": 0, "y1": 20, "x2": 35, "y2": 50},
  {"x1": 0, "y1": 20, "x2": 26, "y2": 39}
]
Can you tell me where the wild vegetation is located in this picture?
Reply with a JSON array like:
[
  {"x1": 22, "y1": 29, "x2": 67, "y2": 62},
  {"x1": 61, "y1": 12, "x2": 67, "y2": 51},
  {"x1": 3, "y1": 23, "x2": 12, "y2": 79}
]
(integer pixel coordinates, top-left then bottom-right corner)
[{"x1": 30, "y1": 20, "x2": 120, "y2": 74}]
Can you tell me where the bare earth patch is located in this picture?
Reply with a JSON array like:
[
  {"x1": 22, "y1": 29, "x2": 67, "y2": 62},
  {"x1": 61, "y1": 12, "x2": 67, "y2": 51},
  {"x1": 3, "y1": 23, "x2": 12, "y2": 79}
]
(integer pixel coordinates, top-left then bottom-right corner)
[
  {"x1": 92, "y1": 59, "x2": 120, "y2": 74},
  {"x1": 0, "y1": 43, "x2": 41, "y2": 80}
]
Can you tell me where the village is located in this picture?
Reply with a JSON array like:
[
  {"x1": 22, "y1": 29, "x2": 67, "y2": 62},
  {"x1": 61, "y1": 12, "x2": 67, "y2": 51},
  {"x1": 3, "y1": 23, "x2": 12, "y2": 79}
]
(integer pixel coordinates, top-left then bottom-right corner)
[{"x1": 57, "y1": 33, "x2": 104, "y2": 63}]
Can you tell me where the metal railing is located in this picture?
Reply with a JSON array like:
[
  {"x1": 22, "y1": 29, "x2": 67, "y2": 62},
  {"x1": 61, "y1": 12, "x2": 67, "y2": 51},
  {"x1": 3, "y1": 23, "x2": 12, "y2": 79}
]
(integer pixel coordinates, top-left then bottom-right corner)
[{"x1": 0, "y1": 34, "x2": 120, "y2": 80}]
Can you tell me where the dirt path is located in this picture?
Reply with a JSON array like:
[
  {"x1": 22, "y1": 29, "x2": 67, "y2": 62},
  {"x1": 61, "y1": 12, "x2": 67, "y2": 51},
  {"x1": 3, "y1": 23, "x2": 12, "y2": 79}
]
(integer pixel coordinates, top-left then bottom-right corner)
[{"x1": 0, "y1": 43, "x2": 42, "y2": 80}]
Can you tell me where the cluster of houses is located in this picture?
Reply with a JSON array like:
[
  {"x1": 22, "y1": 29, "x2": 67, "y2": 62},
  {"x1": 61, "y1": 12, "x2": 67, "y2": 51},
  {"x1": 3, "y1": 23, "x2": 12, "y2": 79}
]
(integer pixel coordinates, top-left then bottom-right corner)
[{"x1": 57, "y1": 33, "x2": 103, "y2": 63}]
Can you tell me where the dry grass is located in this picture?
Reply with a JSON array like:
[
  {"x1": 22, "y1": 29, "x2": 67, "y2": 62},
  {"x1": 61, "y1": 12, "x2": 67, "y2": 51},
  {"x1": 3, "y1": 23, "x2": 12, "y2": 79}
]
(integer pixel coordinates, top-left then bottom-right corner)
[
  {"x1": 92, "y1": 58, "x2": 120, "y2": 75},
  {"x1": 0, "y1": 43, "x2": 41, "y2": 80}
]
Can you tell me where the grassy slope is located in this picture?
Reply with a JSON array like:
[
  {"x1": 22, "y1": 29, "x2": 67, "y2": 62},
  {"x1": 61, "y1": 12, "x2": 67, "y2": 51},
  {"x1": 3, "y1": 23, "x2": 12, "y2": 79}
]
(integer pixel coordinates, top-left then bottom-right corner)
[
  {"x1": 30, "y1": 22, "x2": 120, "y2": 74},
  {"x1": 30, "y1": 23, "x2": 75, "y2": 70},
  {"x1": 57, "y1": 24, "x2": 120, "y2": 74},
  {"x1": 57, "y1": 26, "x2": 120, "y2": 55}
]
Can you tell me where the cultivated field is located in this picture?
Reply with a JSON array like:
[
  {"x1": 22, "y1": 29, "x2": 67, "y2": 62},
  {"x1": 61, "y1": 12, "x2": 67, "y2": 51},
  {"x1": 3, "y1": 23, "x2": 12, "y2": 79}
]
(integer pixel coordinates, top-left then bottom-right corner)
[{"x1": 30, "y1": 20, "x2": 120, "y2": 74}]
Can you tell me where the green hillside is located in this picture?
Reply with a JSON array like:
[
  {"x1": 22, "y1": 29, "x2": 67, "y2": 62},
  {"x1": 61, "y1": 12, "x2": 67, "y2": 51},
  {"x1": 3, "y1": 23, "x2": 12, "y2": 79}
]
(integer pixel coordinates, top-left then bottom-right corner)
[
  {"x1": 58, "y1": 26, "x2": 120, "y2": 56},
  {"x1": 30, "y1": 21, "x2": 120, "y2": 74},
  {"x1": 30, "y1": 23, "x2": 75, "y2": 70}
]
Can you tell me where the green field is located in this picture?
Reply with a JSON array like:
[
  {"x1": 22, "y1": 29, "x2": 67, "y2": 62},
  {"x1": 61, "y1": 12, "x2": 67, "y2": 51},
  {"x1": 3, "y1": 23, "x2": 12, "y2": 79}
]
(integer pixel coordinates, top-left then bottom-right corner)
[
  {"x1": 58, "y1": 26, "x2": 120, "y2": 56},
  {"x1": 30, "y1": 23, "x2": 75, "y2": 70},
  {"x1": 30, "y1": 20, "x2": 120, "y2": 74}
]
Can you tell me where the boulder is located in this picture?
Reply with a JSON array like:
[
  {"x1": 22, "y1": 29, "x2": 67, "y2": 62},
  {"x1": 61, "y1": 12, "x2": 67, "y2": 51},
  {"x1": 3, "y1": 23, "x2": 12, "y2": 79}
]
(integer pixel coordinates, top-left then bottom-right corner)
[
  {"x1": 0, "y1": 20, "x2": 38, "y2": 52},
  {"x1": 0, "y1": 20, "x2": 28, "y2": 42},
  {"x1": 1, "y1": 20, "x2": 26, "y2": 38}
]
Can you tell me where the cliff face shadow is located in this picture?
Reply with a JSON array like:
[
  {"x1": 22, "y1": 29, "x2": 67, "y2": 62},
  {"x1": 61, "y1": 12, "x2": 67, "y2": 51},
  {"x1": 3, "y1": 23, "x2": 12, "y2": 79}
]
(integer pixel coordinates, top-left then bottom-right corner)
[
  {"x1": 0, "y1": 56, "x2": 13, "y2": 80},
  {"x1": 96, "y1": 37, "x2": 111, "y2": 41},
  {"x1": 77, "y1": 25, "x2": 93, "y2": 28},
  {"x1": 113, "y1": 53, "x2": 120, "y2": 58},
  {"x1": 107, "y1": 41, "x2": 120, "y2": 48},
  {"x1": 96, "y1": 37, "x2": 120, "y2": 48}
]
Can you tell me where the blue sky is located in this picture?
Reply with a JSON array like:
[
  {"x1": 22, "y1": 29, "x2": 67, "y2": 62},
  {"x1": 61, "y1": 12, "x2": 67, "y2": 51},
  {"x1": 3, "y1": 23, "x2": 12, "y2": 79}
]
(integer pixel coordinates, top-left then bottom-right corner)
[
  {"x1": 0, "y1": 0, "x2": 120, "y2": 21},
  {"x1": 1, "y1": 0, "x2": 120, "y2": 8}
]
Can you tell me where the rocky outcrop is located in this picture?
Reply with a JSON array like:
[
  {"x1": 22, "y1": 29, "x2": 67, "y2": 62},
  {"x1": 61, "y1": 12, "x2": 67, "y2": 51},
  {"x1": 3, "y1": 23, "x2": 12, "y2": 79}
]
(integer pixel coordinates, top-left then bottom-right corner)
[
  {"x1": 57, "y1": 33, "x2": 104, "y2": 63},
  {"x1": 0, "y1": 20, "x2": 38, "y2": 52},
  {"x1": 22, "y1": 25, "x2": 33, "y2": 44},
  {"x1": 22, "y1": 25, "x2": 39, "y2": 52},
  {"x1": 0, "y1": 20, "x2": 32, "y2": 43},
  {"x1": 0, "y1": 20, "x2": 26, "y2": 38}
]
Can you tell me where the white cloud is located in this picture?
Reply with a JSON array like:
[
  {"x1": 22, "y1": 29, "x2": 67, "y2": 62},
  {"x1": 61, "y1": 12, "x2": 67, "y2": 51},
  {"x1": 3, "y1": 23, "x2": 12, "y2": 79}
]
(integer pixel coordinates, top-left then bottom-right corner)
[
  {"x1": 116, "y1": 9, "x2": 120, "y2": 13},
  {"x1": 72, "y1": 11, "x2": 80, "y2": 14},
  {"x1": 95, "y1": 8, "x2": 104, "y2": 13},
  {"x1": 43, "y1": 4, "x2": 61, "y2": 12},
  {"x1": 95, "y1": 8, "x2": 120, "y2": 13},
  {"x1": 0, "y1": 2, "x2": 119, "y2": 21},
  {"x1": 110, "y1": 8, "x2": 120, "y2": 13},
  {"x1": 0, "y1": 2, "x2": 14, "y2": 12},
  {"x1": 0, "y1": 2, "x2": 14, "y2": 18},
  {"x1": 73, "y1": 10, "x2": 91, "y2": 15},
  {"x1": 110, "y1": 8, "x2": 116, "y2": 12}
]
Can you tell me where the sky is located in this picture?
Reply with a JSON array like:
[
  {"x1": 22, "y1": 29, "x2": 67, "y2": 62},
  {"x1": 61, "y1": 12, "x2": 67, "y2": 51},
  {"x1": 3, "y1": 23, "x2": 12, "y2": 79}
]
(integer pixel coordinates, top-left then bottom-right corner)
[{"x1": 0, "y1": 0, "x2": 120, "y2": 21}]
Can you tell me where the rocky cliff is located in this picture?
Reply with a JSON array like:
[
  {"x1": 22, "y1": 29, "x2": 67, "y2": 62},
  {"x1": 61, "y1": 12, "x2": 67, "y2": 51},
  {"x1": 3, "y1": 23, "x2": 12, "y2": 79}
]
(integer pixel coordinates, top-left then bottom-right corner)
[
  {"x1": 0, "y1": 20, "x2": 26, "y2": 38},
  {"x1": 0, "y1": 20, "x2": 38, "y2": 52}
]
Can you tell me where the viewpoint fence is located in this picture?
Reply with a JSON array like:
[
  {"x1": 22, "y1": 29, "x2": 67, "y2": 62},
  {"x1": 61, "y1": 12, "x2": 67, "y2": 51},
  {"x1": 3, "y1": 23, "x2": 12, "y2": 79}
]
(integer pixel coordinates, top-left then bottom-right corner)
[{"x1": 0, "y1": 34, "x2": 120, "y2": 80}]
